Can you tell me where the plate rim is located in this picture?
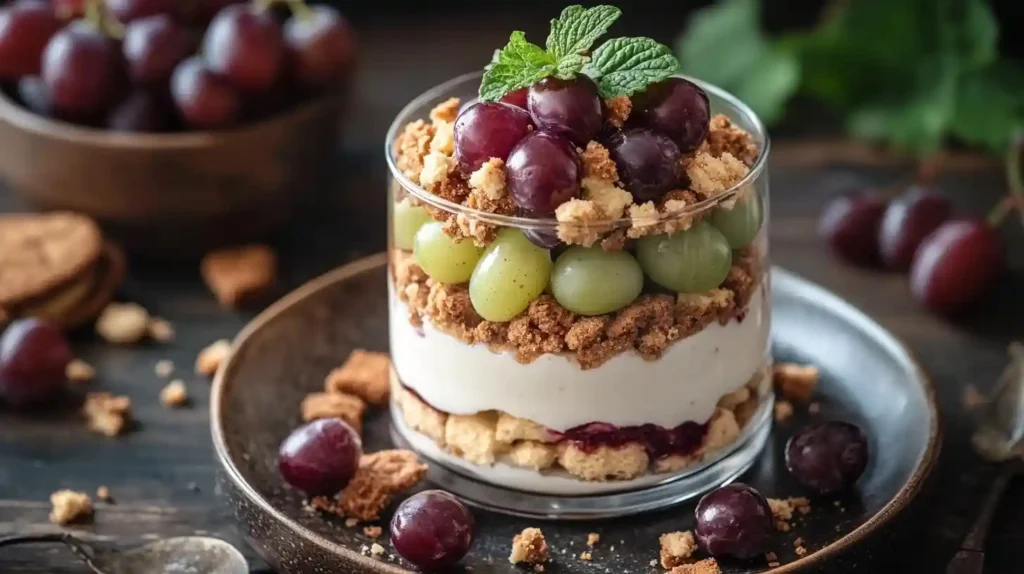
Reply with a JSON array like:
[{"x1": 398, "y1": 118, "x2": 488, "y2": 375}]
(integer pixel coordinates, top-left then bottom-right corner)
[{"x1": 210, "y1": 254, "x2": 941, "y2": 573}]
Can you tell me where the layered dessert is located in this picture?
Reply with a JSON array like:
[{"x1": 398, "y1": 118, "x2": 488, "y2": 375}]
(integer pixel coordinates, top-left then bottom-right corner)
[{"x1": 385, "y1": 11, "x2": 769, "y2": 494}]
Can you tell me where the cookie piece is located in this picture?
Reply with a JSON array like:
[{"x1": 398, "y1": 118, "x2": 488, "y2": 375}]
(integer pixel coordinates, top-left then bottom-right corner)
[
  {"x1": 56, "y1": 243, "x2": 126, "y2": 331},
  {"x1": 324, "y1": 350, "x2": 391, "y2": 405},
  {"x1": 200, "y1": 244, "x2": 277, "y2": 308},
  {"x1": 0, "y1": 212, "x2": 103, "y2": 307}
]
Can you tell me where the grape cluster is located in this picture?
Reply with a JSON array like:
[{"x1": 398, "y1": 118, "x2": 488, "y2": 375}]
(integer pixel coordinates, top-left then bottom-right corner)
[
  {"x1": 819, "y1": 186, "x2": 1005, "y2": 315},
  {"x1": 0, "y1": 0, "x2": 355, "y2": 132}
]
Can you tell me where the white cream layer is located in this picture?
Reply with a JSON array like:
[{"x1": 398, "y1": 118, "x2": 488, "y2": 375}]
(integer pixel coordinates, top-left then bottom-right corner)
[{"x1": 389, "y1": 283, "x2": 769, "y2": 432}]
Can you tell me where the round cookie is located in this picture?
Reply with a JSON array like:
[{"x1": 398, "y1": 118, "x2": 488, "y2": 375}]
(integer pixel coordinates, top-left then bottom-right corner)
[
  {"x1": 57, "y1": 243, "x2": 127, "y2": 331},
  {"x1": 0, "y1": 212, "x2": 104, "y2": 307}
]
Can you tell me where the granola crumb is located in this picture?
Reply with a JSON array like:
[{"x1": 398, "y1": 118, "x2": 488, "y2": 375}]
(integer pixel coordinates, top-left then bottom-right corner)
[
  {"x1": 509, "y1": 527, "x2": 549, "y2": 565},
  {"x1": 579, "y1": 141, "x2": 619, "y2": 182},
  {"x1": 660, "y1": 530, "x2": 697, "y2": 568},
  {"x1": 345, "y1": 517, "x2": 359, "y2": 527},
  {"x1": 370, "y1": 542, "x2": 386, "y2": 557},
  {"x1": 579, "y1": 551, "x2": 592, "y2": 561},
  {"x1": 364, "y1": 525, "x2": 382, "y2": 539},
  {"x1": 768, "y1": 497, "x2": 811, "y2": 531},
  {"x1": 684, "y1": 151, "x2": 749, "y2": 199},
  {"x1": 808, "y1": 401, "x2": 821, "y2": 414},
  {"x1": 95, "y1": 302, "x2": 150, "y2": 344},
  {"x1": 200, "y1": 244, "x2": 277, "y2": 308},
  {"x1": 669, "y1": 558, "x2": 721, "y2": 574},
  {"x1": 154, "y1": 359, "x2": 174, "y2": 378},
  {"x1": 160, "y1": 380, "x2": 188, "y2": 408},
  {"x1": 603, "y1": 95, "x2": 631, "y2": 128},
  {"x1": 429, "y1": 97, "x2": 460, "y2": 124},
  {"x1": 325, "y1": 350, "x2": 391, "y2": 405},
  {"x1": 394, "y1": 119, "x2": 435, "y2": 180},
  {"x1": 773, "y1": 363, "x2": 819, "y2": 403},
  {"x1": 49, "y1": 490, "x2": 93, "y2": 525},
  {"x1": 147, "y1": 317, "x2": 175, "y2": 343},
  {"x1": 301, "y1": 391, "x2": 367, "y2": 433},
  {"x1": 65, "y1": 359, "x2": 95, "y2": 382},
  {"x1": 96, "y1": 486, "x2": 112, "y2": 502},
  {"x1": 196, "y1": 339, "x2": 232, "y2": 376},
  {"x1": 705, "y1": 114, "x2": 759, "y2": 166},
  {"x1": 555, "y1": 198, "x2": 606, "y2": 247},
  {"x1": 774, "y1": 400, "x2": 794, "y2": 422},
  {"x1": 582, "y1": 176, "x2": 632, "y2": 219},
  {"x1": 586, "y1": 532, "x2": 600, "y2": 547},
  {"x1": 468, "y1": 158, "x2": 507, "y2": 200},
  {"x1": 83, "y1": 392, "x2": 132, "y2": 437}
]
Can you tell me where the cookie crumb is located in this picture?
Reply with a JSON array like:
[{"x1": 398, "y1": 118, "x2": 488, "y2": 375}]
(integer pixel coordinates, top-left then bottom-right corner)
[
  {"x1": 96, "y1": 302, "x2": 150, "y2": 344},
  {"x1": 301, "y1": 392, "x2": 367, "y2": 432},
  {"x1": 586, "y1": 532, "x2": 600, "y2": 547},
  {"x1": 773, "y1": 363, "x2": 819, "y2": 403},
  {"x1": 160, "y1": 380, "x2": 188, "y2": 408},
  {"x1": 154, "y1": 359, "x2": 174, "y2": 378},
  {"x1": 363, "y1": 525, "x2": 382, "y2": 539},
  {"x1": 669, "y1": 558, "x2": 721, "y2": 574},
  {"x1": 65, "y1": 359, "x2": 95, "y2": 382},
  {"x1": 49, "y1": 490, "x2": 93, "y2": 525},
  {"x1": 96, "y1": 486, "x2": 112, "y2": 503},
  {"x1": 533, "y1": 565, "x2": 545, "y2": 573},
  {"x1": 603, "y1": 95, "x2": 631, "y2": 128},
  {"x1": 774, "y1": 400, "x2": 794, "y2": 422},
  {"x1": 83, "y1": 392, "x2": 132, "y2": 437},
  {"x1": 429, "y1": 97, "x2": 460, "y2": 124},
  {"x1": 579, "y1": 551, "x2": 592, "y2": 561},
  {"x1": 660, "y1": 530, "x2": 696, "y2": 568},
  {"x1": 468, "y1": 158, "x2": 507, "y2": 200},
  {"x1": 200, "y1": 245, "x2": 277, "y2": 308},
  {"x1": 196, "y1": 339, "x2": 232, "y2": 376},
  {"x1": 768, "y1": 497, "x2": 811, "y2": 531},
  {"x1": 808, "y1": 402, "x2": 821, "y2": 414},
  {"x1": 509, "y1": 527, "x2": 548, "y2": 565},
  {"x1": 313, "y1": 450, "x2": 427, "y2": 521},
  {"x1": 147, "y1": 317, "x2": 175, "y2": 343},
  {"x1": 345, "y1": 517, "x2": 359, "y2": 527},
  {"x1": 324, "y1": 350, "x2": 391, "y2": 405}
]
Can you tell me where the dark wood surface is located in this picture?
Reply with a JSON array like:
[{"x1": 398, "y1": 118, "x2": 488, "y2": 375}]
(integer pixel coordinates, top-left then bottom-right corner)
[{"x1": 1, "y1": 8, "x2": 1024, "y2": 573}]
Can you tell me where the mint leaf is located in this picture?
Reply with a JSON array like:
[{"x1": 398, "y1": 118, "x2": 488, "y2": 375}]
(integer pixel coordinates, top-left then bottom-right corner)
[
  {"x1": 480, "y1": 31, "x2": 556, "y2": 101},
  {"x1": 950, "y1": 63, "x2": 1024, "y2": 152},
  {"x1": 586, "y1": 37, "x2": 679, "y2": 97},
  {"x1": 554, "y1": 53, "x2": 589, "y2": 79},
  {"x1": 546, "y1": 5, "x2": 621, "y2": 59}
]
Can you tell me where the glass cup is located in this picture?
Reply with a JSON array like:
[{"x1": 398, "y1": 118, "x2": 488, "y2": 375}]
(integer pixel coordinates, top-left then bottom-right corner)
[{"x1": 385, "y1": 72, "x2": 771, "y2": 518}]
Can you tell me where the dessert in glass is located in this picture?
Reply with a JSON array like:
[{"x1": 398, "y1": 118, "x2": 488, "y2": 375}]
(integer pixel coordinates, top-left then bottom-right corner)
[{"x1": 384, "y1": 20, "x2": 770, "y2": 511}]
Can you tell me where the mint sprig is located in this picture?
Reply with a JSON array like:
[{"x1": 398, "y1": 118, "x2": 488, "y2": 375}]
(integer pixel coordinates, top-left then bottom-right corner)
[{"x1": 479, "y1": 4, "x2": 680, "y2": 102}]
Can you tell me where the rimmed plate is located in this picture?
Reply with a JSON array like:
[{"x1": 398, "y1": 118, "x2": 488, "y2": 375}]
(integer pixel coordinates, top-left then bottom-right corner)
[{"x1": 211, "y1": 254, "x2": 939, "y2": 573}]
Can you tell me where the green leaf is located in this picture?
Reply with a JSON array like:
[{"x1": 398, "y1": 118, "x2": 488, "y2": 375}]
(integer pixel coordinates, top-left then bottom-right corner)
[
  {"x1": 546, "y1": 5, "x2": 621, "y2": 59},
  {"x1": 586, "y1": 37, "x2": 679, "y2": 97},
  {"x1": 479, "y1": 31, "x2": 556, "y2": 101},
  {"x1": 554, "y1": 53, "x2": 589, "y2": 80},
  {"x1": 950, "y1": 63, "x2": 1024, "y2": 152}
]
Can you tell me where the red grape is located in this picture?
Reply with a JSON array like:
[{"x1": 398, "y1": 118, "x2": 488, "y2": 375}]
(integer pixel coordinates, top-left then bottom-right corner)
[
  {"x1": 191, "y1": 0, "x2": 245, "y2": 25},
  {"x1": 453, "y1": 101, "x2": 534, "y2": 173},
  {"x1": 695, "y1": 483, "x2": 772, "y2": 559},
  {"x1": 41, "y1": 21, "x2": 125, "y2": 121},
  {"x1": 123, "y1": 14, "x2": 197, "y2": 86},
  {"x1": 202, "y1": 4, "x2": 285, "y2": 92},
  {"x1": 283, "y1": 5, "x2": 355, "y2": 89},
  {"x1": 631, "y1": 77, "x2": 710, "y2": 152},
  {"x1": 818, "y1": 193, "x2": 888, "y2": 266},
  {"x1": 391, "y1": 491, "x2": 475, "y2": 569},
  {"x1": 278, "y1": 418, "x2": 362, "y2": 496},
  {"x1": 107, "y1": 89, "x2": 173, "y2": 132},
  {"x1": 0, "y1": 318, "x2": 72, "y2": 409},
  {"x1": 170, "y1": 56, "x2": 240, "y2": 129},
  {"x1": 500, "y1": 87, "x2": 528, "y2": 110},
  {"x1": 506, "y1": 131, "x2": 581, "y2": 214},
  {"x1": 605, "y1": 127, "x2": 681, "y2": 202},
  {"x1": 527, "y1": 75, "x2": 603, "y2": 146},
  {"x1": 910, "y1": 219, "x2": 1004, "y2": 314},
  {"x1": 878, "y1": 187, "x2": 952, "y2": 270},
  {"x1": 16, "y1": 76, "x2": 51, "y2": 115},
  {"x1": 106, "y1": 0, "x2": 183, "y2": 23},
  {"x1": 53, "y1": 0, "x2": 87, "y2": 19},
  {"x1": 0, "y1": 0, "x2": 64, "y2": 81}
]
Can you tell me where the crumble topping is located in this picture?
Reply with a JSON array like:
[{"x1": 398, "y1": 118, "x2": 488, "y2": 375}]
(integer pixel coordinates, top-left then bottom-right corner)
[
  {"x1": 83, "y1": 392, "x2": 132, "y2": 437},
  {"x1": 429, "y1": 97, "x2": 460, "y2": 124},
  {"x1": 395, "y1": 119, "x2": 435, "y2": 181},
  {"x1": 684, "y1": 151, "x2": 748, "y2": 199},
  {"x1": 370, "y1": 542, "x2": 386, "y2": 557},
  {"x1": 670, "y1": 559, "x2": 721, "y2": 574},
  {"x1": 430, "y1": 122, "x2": 455, "y2": 155},
  {"x1": 196, "y1": 339, "x2": 232, "y2": 376},
  {"x1": 587, "y1": 533, "x2": 600, "y2": 547},
  {"x1": 65, "y1": 359, "x2": 95, "y2": 382},
  {"x1": 579, "y1": 551, "x2": 592, "y2": 560},
  {"x1": 311, "y1": 450, "x2": 427, "y2": 521},
  {"x1": 582, "y1": 177, "x2": 633, "y2": 220},
  {"x1": 325, "y1": 350, "x2": 391, "y2": 405},
  {"x1": 704, "y1": 114, "x2": 758, "y2": 166},
  {"x1": 555, "y1": 198, "x2": 607, "y2": 246},
  {"x1": 510, "y1": 528, "x2": 549, "y2": 564},
  {"x1": 160, "y1": 380, "x2": 188, "y2": 408},
  {"x1": 603, "y1": 95, "x2": 631, "y2": 128},
  {"x1": 580, "y1": 141, "x2": 618, "y2": 182},
  {"x1": 660, "y1": 531, "x2": 697, "y2": 568},
  {"x1": 200, "y1": 244, "x2": 277, "y2": 308},
  {"x1": 774, "y1": 400, "x2": 794, "y2": 422},
  {"x1": 301, "y1": 391, "x2": 367, "y2": 433},
  {"x1": 419, "y1": 151, "x2": 456, "y2": 190},
  {"x1": 49, "y1": 490, "x2": 93, "y2": 525},
  {"x1": 773, "y1": 363, "x2": 819, "y2": 403},
  {"x1": 768, "y1": 496, "x2": 811, "y2": 532},
  {"x1": 468, "y1": 158, "x2": 507, "y2": 200}
]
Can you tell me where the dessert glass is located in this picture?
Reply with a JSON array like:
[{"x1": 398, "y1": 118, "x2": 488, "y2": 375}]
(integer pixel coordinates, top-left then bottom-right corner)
[{"x1": 385, "y1": 72, "x2": 771, "y2": 518}]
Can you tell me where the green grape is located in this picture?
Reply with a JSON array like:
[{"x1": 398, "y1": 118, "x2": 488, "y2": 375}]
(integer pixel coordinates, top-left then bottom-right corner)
[
  {"x1": 469, "y1": 228, "x2": 552, "y2": 322},
  {"x1": 413, "y1": 222, "x2": 483, "y2": 284},
  {"x1": 393, "y1": 200, "x2": 433, "y2": 251},
  {"x1": 636, "y1": 222, "x2": 732, "y2": 293},
  {"x1": 710, "y1": 192, "x2": 763, "y2": 249},
  {"x1": 551, "y1": 246, "x2": 643, "y2": 315}
]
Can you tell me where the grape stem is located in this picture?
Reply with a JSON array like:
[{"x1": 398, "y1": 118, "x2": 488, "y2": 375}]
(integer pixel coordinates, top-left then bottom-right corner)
[
  {"x1": 1005, "y1": 130, "x2": 1024, "y2": 231},
  {"x1": 285, "y1": 0, "x2": 314, "y2": 20},
  {"x1": 82, "y1": 0, "x2": 124, "y2": 39}
]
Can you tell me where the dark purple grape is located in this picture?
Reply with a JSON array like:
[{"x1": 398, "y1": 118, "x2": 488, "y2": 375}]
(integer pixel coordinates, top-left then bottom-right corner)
[
  {"x1": 606, "y1": 128, "x2": 681, "y2": 202},
  {"x1": 16, "y1": 76, "x2": 51, "y2": 115},
  {"x1": 506, "y1": 131, "x2": 581, "y2": 214},
  {"x1": 527, "y1": 75, "x2": 603, "y2": 146},
  {"x1": 191, "y1": 0, "x2": 245, "y2": 25},
  {"x1": 170, "y1": 56, "x2": 240, "y2": 129},
  {"x1": 391, "y1": 490, "x2": 475, "y2": 569},
  {"x1": 818, "y1": 192, "x2": 888, "y2": 266},
  {"x1": 41, "y1": 22, "x2": 125, "y2": 121},
  {"x1": 0, "y1": 318, "x2": 72, "y2": 409},
  {"x1": 909, "y1": 219, "x2": 1004, "y2": 315},
  {"x1": 694, "y1": 483, "x2": 773, "y2": 559},
  {"x1": 631, "y1": 77, "x2": 710, "y2": 152},
  {"x1": 123, "y1": 14, "x2": 198, "y2": 86},
  {"x1": 107, "y1": 90, "x2": 173, "y2": 132},
  {"x1": 786, "y1": 421, "x2": 869, "y2": 494},
  {"x1": 202, "y1": 4, "x2": 284, "y2": 92},
  {"x1": 500, "y1": 87, "x2": 528, "y2": 110},
  {"x1": 283, "y1": 5, "x2": 355, "y2": 89},
  {"x1": 106, "y1": 0, "x2": 183, "y2": 23},
  {"x1": 278, "y1": 418, "x2": 362, "y2": 496},
  {"x1": 0, "y1": 0, "x2": 64, "y2": 81},
  {"x1": 521, "y1": 209, "x2": 563, "y2": 248},
  {"x1": 878, "y1": 187, "x2": 952, "y2": 271},
  {"x1": 453, "y1": 101, "x2": 534, "y2": 173}
]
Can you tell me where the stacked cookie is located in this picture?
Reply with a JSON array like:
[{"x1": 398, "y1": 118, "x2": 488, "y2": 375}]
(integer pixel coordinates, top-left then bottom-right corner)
[{"x1": 0, "y1": 212, "x2": 124, "y2": 330}]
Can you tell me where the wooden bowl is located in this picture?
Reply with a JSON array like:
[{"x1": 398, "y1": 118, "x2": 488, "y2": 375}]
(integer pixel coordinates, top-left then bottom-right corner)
[{"x1": 0, "y1": 88, "x2": 344, "y2": 259}]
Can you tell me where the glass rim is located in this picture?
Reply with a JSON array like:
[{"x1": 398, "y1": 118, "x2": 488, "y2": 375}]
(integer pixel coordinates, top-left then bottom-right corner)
[{"x1": 384, "y1": 71, "x2": 771, "y2": 231}]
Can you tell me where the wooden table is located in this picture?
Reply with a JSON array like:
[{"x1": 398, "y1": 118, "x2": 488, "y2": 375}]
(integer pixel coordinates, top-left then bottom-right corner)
[{"x1": 2, "y1": 8, "x2": 1023, "y2": 573}]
